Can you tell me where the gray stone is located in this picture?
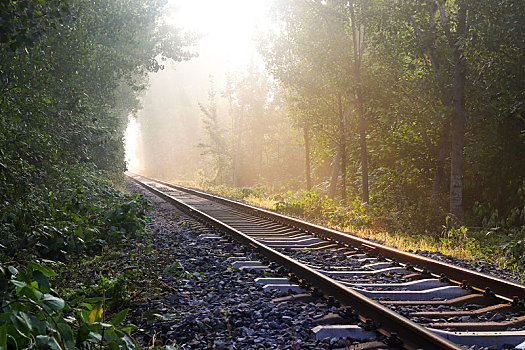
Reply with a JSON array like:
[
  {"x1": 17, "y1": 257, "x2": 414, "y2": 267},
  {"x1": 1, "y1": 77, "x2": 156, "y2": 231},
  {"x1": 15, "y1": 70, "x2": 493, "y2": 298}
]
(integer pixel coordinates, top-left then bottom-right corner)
[
  {"x1": 311, "y1": 325, "x2": 376, "y2": 340},
  {"x1": 262, "y1": 284, "x2": 304, "y2": 293}
]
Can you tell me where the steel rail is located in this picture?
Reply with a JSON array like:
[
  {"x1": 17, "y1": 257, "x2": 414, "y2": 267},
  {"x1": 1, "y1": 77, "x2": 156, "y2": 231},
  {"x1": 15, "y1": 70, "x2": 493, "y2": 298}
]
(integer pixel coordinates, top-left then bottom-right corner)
[
  {"x1": 131, "y1": 173, "x2": 525, "y2": 303},
  {"x1": 129, "y1": 174, "x2": 462, "y2": 349}
]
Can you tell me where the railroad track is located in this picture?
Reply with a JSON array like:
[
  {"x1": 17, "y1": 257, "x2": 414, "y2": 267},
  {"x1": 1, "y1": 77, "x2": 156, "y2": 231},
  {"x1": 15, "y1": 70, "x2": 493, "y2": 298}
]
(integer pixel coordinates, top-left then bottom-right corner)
[{"x1": 128, "y1": 173, "x2": 525, "y2": 349}]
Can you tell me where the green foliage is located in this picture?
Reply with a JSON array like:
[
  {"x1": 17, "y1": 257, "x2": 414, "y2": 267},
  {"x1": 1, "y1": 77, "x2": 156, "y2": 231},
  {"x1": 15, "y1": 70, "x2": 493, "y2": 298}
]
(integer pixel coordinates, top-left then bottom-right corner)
[
  {"x1": 0, "y1": 167, "x2": 150, "y2": 262},
  {"x1": 0, "y1": 0, "x2": 70, "y2": 50},
  {"x1": 70, "y1": 268, "x2": 137, "y2": 313},
  {"x1": 164, "y1": 261, "x2": 205, "y2": 280},
  {"x1": 467, "y1": 182, "x2": 525, "y2": 272},
  {"x1": 255, "y1": 0, "x2": 525, "y2": 269},
  {"x1": 0, "y1": 262, "x2": 140, "y2": 350},
  {"x1": 0, "y1": 0, "x2": 190, "y2": 263},
  {"x1": 0, "y1": 1, "x2": 192, "y2": 349}
]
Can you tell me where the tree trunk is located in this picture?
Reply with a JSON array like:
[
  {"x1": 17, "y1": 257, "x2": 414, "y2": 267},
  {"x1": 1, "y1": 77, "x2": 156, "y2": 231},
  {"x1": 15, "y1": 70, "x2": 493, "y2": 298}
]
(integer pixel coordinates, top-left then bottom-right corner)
[
  {"x1": 338, "y1": 95, "x2": 347, "y2": 202},
  {"x1": 304, "y1": 122, "x2": 312, "y2": 190},
  {"x1": 448, "y1": 3, "x2": 467, "y2": 220},
  {"x1": 233, "y1": 105, "x2": 244, "y2": 187},
  {"x1": 328, "y1": 146, "x2": 342, "y2": 199},
  {"x1": 432, "y1": 115, "x2": 450, "y2": 197},
  {"x1": 350, "y1": 2, "x2": 369, "y2": 203}
]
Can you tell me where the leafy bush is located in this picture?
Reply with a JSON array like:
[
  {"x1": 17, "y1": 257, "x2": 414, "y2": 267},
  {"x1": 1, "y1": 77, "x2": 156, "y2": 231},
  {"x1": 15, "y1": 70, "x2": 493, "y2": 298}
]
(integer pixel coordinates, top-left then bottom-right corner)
[
  {"x1": 0, "y1": 166, "x2": 150, "y2": 263},
  {"x1": 0, "y1": 262, "x2": 141, "y2": 350}
]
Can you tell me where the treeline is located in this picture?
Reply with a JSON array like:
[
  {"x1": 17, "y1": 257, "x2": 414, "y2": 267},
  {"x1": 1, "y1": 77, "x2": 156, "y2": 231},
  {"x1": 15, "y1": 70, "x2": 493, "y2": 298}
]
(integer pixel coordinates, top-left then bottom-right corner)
[
  {"x1": 0, "y1": 0, "x2": 190, "y2": 261},
  {"x1": 197, "y1": 69, "x2": 304, "y2": 189},
  {"x1": 0, "y1": 1, "x2": 189, "y2": 348},
  {"x1": 198, "y1": 1, "x2": 524, "y2": 246}
]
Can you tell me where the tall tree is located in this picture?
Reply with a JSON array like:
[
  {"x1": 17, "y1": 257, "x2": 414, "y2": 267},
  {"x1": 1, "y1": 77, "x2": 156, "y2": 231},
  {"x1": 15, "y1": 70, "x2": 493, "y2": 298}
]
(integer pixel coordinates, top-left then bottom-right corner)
[
  {"x1": 198, "y1": 78, "x2": 230, "y2": 184},
  {"x1": 348, "y1": 0, "x2": 369, "y2": 203},
  {"x1": 439, "y1": 1, "x2": 467, "y2": 220}
]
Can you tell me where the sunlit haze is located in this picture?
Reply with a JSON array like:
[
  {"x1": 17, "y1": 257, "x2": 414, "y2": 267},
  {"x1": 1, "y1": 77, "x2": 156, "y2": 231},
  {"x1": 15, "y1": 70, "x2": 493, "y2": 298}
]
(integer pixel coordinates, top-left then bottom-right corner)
[
  {"x1": 168, "y1": 0, "x2": 270, "y2": 70},
  {"x1": 125, "y1": 0, "x2": 272, "y2": 173},
  {"x1": 124, "y1": 116, "x2": 140, "y2": 172}
]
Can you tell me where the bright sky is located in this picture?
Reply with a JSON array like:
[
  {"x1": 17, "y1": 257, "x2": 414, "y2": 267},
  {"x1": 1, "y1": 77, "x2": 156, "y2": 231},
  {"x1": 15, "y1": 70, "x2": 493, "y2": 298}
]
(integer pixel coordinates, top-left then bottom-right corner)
[
  {"x1": 125, "y1": 0, "x2": 273, "y2": 172},
  {"x1": 167, "y1": 0, "x2": 270, "y2": 73}
]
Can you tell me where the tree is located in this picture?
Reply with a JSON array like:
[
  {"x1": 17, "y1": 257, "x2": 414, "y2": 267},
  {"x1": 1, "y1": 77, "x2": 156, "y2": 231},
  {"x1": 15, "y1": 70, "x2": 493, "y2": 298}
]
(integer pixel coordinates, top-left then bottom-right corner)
[
  {"x1": 198, "y1": 78, "x2": 230, "y2": 184},
  {"x1": 439, "y1": 0, "x2": 467, "y2": 221},
  {"x1": 0, "y1": 0, "x2": 193, "y2": 256}
]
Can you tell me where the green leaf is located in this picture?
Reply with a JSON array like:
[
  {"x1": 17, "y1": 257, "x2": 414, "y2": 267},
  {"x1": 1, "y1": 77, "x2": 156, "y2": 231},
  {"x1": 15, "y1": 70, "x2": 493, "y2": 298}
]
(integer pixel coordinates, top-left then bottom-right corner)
[
  {"x1": 120, "y1": 324, "x2": 138, "y2": 335},
  {"x1": 0, "y1": 324, "x2": 7, "y2": 349},
  {"x1": 42, "y1": 294, "x2": 65, "y2": 311},
  {"x1": 57, "y1": 323, "x2": 74, "y2": 350},
  {"x1": 28, "y1": 262, "x2": 56, "y2": 277},
  {"x1": 32, "y1": 270, "x2": 50, "y2": 288},
  {"x1": 75, "y1": 324, "x2": 90, "y2": 346},
  {"x1": 10, "y1": 314, "x2": 30, "y2": 337},
  {"x1": 80, "y1": 309, "x2": 91, "y2": 324},
  {"x1": 48, "y1": 336, "x2": 62, "y2": 350},
  {"x1": 20, "y1": 286, "x2": 43, "y2": 302},
  {"x1": 36, "y1": 335, "x2": 50, "y2": 347},
  {"x1": 109, "y1": 308, "x2": 128, "y2": 326},
  {"x1": 79, "y1": 303, "x2": 93, "y2": 310},
  {"x1": 83, "y1": 297, "x2": 105, "y2": 303},
  {"x1": 7, "y1": 266, "x2": 17, "y2": 275},
  {"x1": 11, "y1": 280, "x2": 26, "y2": 288},
  {"x1": 108, "y1": 342, "x2": 120, "y2": 350}
]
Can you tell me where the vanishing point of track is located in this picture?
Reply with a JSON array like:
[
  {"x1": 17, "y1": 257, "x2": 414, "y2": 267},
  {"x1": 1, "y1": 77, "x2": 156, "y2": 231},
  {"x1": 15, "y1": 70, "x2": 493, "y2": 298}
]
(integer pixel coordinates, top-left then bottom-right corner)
[{"x1": 128, "y1": 173, "x2": 525, "y2": 350}]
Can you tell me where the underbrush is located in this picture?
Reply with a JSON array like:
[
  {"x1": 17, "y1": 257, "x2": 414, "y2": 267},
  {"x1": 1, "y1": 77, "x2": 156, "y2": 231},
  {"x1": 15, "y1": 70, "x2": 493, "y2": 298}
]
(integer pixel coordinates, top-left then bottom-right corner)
[
  {"x1": 199, "y1": 183, "x2": 525, "y2": 279},
  {"x1": 0, "y1": 168, "x2": 181, "y2": 349},
  {"x1": 0, "y1": 165, "x2": 149, "y2": 263}
]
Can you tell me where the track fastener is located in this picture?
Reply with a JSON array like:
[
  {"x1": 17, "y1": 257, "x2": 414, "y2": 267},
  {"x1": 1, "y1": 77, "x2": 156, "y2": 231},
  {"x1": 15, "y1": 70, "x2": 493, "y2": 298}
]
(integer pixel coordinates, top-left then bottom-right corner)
[
  {"x1": 385, "y1": 332, "x2": 403, "y2": 347},
  {"x1": 362, "y1": 318, "x2": 376, "y2": 331},
  {"x1": 439, "y1": 273, "x2": 449, "y2": 283}
]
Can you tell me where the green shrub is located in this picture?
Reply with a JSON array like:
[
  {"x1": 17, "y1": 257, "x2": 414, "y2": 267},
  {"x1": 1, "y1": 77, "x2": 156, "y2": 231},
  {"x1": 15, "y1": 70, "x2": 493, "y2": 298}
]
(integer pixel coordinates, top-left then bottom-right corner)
[
  {"x1": 0, "y1": 262, "x2": 141, "y2": 350},
  {"x1": 0, "y1": 166, "x2": 150, "y2": 263}
]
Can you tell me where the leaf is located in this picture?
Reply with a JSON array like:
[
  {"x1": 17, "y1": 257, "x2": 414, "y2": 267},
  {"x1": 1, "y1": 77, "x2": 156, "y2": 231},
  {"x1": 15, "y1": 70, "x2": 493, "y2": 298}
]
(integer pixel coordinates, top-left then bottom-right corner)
[
  {"x1": 0, "y1": 324, "x2": 7, "y2": 349},
  {"x1": 28, "y1": 261, "x2": 56, "y2": 277},
  {"x1": 42, "y1": 294, "x2": 65, "y2": 311},
  {"x1": 109, "y1": 308, "x2": 128, "y2": 326},
  {"x1": 88, "y1": 303, "x2": 103, "y2": 324},
  {"x1": 79, "y1": 303, "x2": 93, "y2": 310},
  {"x1": 48, "y1": 336, "x2": 62, "y2": 350},
  {"x1": 36, "y1": 335, "x2": 50, "y2": 347},
  {"x1": 10, "y1": 314, "x2": 30, "y2": 337},
  {"x1": 83, "y1": 297, "x2": 105, "y2": 303},
  {"x1": 57, "y1": 323, "x2": 75, "y2": 350},
  {"x1": 11, "y1": 280, "x2": 26, "y2": 288},
  {"x1": 75, "y1": 324, "x2": 90, "y2": 346},
  {"x1": 32, "y1": 270, "x2": 50, "y2": 288},
  {"x1": 7, "y1": 266, "x2": 17, "y2": 275},
  {"x1": 120, "y1": 324, "x2": 138, "y2": 335}
]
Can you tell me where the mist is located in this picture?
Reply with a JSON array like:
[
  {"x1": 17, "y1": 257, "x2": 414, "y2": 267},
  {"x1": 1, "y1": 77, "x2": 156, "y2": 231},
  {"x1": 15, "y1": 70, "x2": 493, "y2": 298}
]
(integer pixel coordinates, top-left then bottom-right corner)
[{"x1": 126, "y1": 0, "x2": 304, "y2": 188}]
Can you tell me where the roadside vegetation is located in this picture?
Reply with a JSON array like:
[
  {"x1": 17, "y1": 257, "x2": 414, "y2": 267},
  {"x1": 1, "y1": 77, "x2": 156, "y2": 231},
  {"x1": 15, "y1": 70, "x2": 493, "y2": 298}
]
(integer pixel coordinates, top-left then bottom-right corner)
[{"x1": 0, "y1": 0, "x2": 191, "y2": 348}]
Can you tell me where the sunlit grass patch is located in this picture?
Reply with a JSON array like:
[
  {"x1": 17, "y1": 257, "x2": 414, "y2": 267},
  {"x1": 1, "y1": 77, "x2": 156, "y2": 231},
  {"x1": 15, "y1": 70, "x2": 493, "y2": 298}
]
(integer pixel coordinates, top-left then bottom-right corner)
[{"x1": 244, "y1": 194, "x2": 277, "y2": 210}]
